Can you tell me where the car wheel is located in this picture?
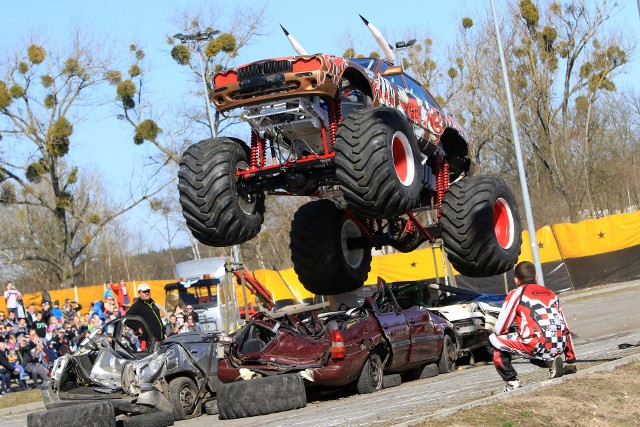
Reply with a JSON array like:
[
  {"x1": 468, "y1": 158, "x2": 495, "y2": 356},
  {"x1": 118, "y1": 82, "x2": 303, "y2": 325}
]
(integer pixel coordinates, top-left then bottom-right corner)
[
  {"x1": 120, "y1": 412, "x2": 175, "y2": 427},
  {"x1": 356, "y1": 353, "x2": 384, "y2": 394},
  {"x1": 27, "y1": 401, "x2": 116, "y2": 427},
  {"x1": 335, "y1": 106, "x2": 422, "y2": 218},
  {"x1": 440, "y1": 175, "x2": 522, "y2": 277},
  {"x1": 168, "y1": 377, "x2": 201, "y2": 420},
  {"x1": 178, "y1": 137, "x2": 264, "y2": 247},
  {"x1": 217, "y1": 374, "x2": 307, "y2": 420},
  {"x1": 438, "y1": 335, "x2": 457, "y2": 374},
  {"x1": 290, "y1": 199, "x2": 372, "y2": 295}
]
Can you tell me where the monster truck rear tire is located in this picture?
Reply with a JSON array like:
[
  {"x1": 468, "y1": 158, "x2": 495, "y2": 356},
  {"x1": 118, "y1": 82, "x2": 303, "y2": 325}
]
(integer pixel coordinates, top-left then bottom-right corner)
[
  {"x1": 27, "y1": 401, "x2": 116, "y2": 427},
  {"x1": 440, "y1": 175, "x2": 522, "y2": 277},
  {"x1": 178, "y1": 137, "x2": 264, "y2": 247},
  {"x1": 290, "y1": 200, "x2": 372, "y2": 295},
  {"x1": 217, "y1": 374, "x2": 307, "y2": 420},
  {"x1": 335, "y1": 107, "x2": 422, "y2": 218}
]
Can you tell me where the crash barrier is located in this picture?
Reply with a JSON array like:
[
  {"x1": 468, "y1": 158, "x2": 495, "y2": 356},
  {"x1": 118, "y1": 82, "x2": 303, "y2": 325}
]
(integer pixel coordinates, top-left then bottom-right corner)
[
  {"x1": 3, "y1": 210, "x2": 638, "y2": 314},
  {"x1": 0, "y1": 271, "x2": 314, "y2": 317},
  {"x1": 0, "y1": 280, "x2": 173, "y2": 319}
]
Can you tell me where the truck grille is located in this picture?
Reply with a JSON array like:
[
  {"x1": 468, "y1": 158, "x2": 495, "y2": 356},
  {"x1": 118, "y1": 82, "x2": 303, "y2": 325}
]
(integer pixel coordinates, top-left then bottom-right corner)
[{"x1": 237, "y1": 60, "x2": 292, "y2": 81}]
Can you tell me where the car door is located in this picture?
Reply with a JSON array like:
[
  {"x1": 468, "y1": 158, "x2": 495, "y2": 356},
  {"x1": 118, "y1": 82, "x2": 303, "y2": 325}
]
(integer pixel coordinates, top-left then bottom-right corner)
[
  {"x1": 403, "y1": 308, "x2": 438, "y2": 363},
  {"x1": 369, "y1": 283, "x2": 411, "y2": 368}
]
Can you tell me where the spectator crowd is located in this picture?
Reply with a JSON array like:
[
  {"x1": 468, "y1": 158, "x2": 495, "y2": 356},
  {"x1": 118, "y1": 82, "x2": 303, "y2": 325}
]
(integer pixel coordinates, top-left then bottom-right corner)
[{"x1": 0, "y1": 279, "x2": 203, "y2": 396}]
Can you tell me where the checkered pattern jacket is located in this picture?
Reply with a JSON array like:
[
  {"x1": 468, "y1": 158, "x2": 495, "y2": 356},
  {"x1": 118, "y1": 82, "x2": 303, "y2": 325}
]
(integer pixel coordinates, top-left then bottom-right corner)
[{"x1": 489, "y1": 282, "x2": 576, "y2": 361}]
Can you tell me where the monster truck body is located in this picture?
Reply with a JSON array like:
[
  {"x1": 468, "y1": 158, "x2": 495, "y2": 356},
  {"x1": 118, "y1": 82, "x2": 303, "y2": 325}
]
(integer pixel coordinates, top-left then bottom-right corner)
[{"x1": 178, "y1": 54, "x2": 522, "y2": 295}]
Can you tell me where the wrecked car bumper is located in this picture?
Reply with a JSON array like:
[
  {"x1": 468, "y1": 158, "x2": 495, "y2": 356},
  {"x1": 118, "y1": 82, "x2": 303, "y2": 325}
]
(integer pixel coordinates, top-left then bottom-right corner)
[{"x1": 43, "y1": 382, "x2": 170, "y2": 415}]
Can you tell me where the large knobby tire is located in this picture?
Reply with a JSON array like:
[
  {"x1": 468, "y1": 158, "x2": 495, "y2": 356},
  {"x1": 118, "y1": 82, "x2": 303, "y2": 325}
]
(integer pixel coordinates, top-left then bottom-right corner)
[
  {"x1": 438, "y1": 335, "x2": 457, "y2": 374},
  {"x1": 290, "y1": 200, "x2": 372, "y2": 295},
  {"x1": 121, "y1": 412, "x2": 175, "y2": 427},
  {"x1": 440, "y1": 175, "x2": 522, "y2": 277},
  {"x1": 335, "y1": 106, "x2": 422, "y2": 218},
  {"x1": 168, "y1": 377, "x2": 201, "y2": 420},
  {"x1": 178, "y1": 137, "x2": 264, "y2": 247},
  {"x1": 217, "y1": 374, "x2": 307, "y2": 420},
  {"x1": 356, "y1": 353, "x2": 384, "y2": 394},
  {"x1": 27, "y1": 401, "x2": 116, "y2": 427}
]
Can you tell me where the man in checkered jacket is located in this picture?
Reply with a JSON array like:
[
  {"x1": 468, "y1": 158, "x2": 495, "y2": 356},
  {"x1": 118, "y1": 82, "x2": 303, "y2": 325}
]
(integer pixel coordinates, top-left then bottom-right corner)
[{"x1": 489, "y1": 261, "x2": 577, "y2": 392}]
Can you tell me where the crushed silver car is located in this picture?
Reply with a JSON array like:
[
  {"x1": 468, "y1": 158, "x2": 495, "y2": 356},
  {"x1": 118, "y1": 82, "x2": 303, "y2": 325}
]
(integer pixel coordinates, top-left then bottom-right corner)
[{"x1": 42, "y1": 315, "x2": 220, "y2": 422}]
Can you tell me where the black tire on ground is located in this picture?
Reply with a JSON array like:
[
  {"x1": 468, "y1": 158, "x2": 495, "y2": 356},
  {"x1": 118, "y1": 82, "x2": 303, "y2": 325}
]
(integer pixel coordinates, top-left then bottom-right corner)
[
  {"x1": 168, "y1": 377, "x2": 201, "y2": 420},
  {"x1": 335, "y1": 106, "x2": 422, "y2": 218},
  {"x1": 438, "y1": 335, "x2": 457, "y2": 374},
  {"x1": 204, "y1": 400, "x2": 219, "y2": 415},
  {"x1": 401, "y1": 363, "x2": 439, "y2": 382},
  {"x1": 121, "y1": 412, "x2": 175, "y2": 427},
  {"x1": 290, "y1": 200, "x2": 372, "y2": 295},
  {"x1": 356, "y1": 353, "x2": 384, "y2": 394},
  {"x1": 440, "y1": 175, "x2": 522, "y2": 277},
  {"x1": 217, "y1": 374, "x2": 307, "y2": 420},
  {"x1": 178, "y1": 137, "x2": 264, "y2": 247},
  {"x1": 382, "y1": 374, "x2": 402, "y2": 389},
  {"x1": 28, "y1": 401, "x2": 116, "y2": 427}
]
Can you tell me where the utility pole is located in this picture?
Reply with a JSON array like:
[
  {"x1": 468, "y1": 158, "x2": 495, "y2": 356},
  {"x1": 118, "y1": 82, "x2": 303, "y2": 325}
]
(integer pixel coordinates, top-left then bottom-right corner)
[{"x1": 489, "y1": 0, "x2": 545, "y2": 285}]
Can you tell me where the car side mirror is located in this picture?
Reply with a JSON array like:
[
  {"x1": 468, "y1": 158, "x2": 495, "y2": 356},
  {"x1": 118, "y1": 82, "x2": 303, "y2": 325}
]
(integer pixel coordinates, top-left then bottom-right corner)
[{"x1": 380, "y1": 65, "x2": 403, "y2": 77}]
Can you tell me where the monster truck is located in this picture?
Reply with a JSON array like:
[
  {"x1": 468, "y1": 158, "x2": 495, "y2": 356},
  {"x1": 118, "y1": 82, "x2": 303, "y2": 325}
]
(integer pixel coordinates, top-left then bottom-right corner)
[{"x1": 178, "y1": 54, "x2": 522, "y2": 295}]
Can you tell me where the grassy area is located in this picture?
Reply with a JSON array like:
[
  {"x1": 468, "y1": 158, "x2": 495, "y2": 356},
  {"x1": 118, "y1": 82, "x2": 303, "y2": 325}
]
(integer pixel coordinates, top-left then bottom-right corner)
[
  {"x1": 0, "y1": 388, "x2": 42, "y2": 409},
  {"x1": 422, "y1": 362, "x2": 640, "y2": 427}
]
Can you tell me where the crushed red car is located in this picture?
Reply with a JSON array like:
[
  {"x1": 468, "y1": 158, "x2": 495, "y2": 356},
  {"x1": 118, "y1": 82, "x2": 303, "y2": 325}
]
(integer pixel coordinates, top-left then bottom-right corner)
[{"x1": 216, "y1": 278, "x2": 459, "y2": 407}]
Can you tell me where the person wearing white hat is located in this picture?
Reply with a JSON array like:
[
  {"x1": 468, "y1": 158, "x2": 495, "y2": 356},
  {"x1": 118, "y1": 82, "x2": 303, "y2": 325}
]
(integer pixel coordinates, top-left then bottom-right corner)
[{"x1": 125, "y1": 284, "x2": 165, "y2": 348}]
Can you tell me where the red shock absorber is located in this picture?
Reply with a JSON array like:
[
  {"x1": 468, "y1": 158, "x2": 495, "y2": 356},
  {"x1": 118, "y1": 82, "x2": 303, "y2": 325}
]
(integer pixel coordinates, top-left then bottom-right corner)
[
  {"x1": 435, "y1": 155, "x2": 450, "y2": 218},
  {"x1": 328, "y1": 93, "x2": 342, "y2": 149},
  {"x1": 250, "y1": 131, "x2": 265, "y2": 171}
]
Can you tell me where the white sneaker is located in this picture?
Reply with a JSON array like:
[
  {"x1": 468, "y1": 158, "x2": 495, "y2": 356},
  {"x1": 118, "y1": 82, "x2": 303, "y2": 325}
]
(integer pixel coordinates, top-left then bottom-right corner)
[
  {"x1": 549, "y1": 355, "x2": 564, "y2": 379},
  {"x1": 503, "y1": 379, "x2": 521, "y2": 392}
]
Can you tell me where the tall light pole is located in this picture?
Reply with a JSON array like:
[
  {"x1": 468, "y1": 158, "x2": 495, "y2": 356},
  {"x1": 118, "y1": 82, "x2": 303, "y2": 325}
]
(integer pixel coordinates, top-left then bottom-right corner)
[
  {"x1": 489, "y1": 0, "x2": 545, "y2": 285},
  {"x1": 173, "y1": 30, "x2": 220, "y2": 138}
]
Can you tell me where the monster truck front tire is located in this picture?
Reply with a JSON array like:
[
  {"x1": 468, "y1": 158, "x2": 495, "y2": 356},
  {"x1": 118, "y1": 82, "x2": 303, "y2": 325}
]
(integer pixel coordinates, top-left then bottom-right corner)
[
  {"x1": 335, "y1": 106, "x2": 422, "y2": 218},
  {"x1": 440, "y1": 175, "x2": 522, "y2": 277},
  {"x1": 178, "y1": 137, "x2": 264, "y2": 246},
  {"x1": 290, "y1": 200, "x2": 372, "y2": 295}
]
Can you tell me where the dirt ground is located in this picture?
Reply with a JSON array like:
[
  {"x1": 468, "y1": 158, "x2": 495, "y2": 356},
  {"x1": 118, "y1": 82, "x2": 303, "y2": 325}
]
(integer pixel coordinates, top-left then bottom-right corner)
[{"x1": 426, "y1": 361, "x2": 640, "y2": 427}]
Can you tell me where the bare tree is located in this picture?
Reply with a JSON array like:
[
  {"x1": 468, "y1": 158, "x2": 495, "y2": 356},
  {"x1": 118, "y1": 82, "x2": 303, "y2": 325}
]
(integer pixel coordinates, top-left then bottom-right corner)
[
  {"x1": 440, "y1": 0, "x2": 631, "y2": 223},
  {"x1": 0, "y1": 33, "x2": 165, "y2": 288}
]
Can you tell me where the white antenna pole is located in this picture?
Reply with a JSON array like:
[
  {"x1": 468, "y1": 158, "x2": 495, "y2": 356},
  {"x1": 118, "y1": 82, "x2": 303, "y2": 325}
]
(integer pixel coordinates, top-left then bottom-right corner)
[
  {"x1": 280, "y1": 25, "x2": 308, "y2": 56},
  {"x1": 359, "y1": 15, "x2": 395, "y2": 63}
]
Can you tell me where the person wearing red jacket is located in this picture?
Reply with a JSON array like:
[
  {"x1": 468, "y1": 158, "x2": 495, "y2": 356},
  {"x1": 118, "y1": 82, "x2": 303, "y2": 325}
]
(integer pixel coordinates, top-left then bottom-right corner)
[
  {"x1": 489, "y1": 261, "x2": 577, "y2": 392},
  {"x1": 109, "y1": 280, "x2": 130, "y2": 316}
]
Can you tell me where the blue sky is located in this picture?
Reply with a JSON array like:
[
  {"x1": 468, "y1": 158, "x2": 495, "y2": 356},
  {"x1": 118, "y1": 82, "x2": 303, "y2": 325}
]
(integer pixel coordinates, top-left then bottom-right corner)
[{"x1": 3, "y1": 0, "x2": 639, "y2": 250}]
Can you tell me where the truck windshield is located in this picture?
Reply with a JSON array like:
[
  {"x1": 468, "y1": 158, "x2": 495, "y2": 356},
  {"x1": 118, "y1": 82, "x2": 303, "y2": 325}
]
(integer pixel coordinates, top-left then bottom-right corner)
[{"x1": 165, "y1": 279, "x2": 221, "y2": 312}]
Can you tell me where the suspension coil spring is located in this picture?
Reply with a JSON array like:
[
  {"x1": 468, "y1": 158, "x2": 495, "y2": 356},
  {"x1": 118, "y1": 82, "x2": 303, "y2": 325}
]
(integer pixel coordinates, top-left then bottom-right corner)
[
  {"x1": 435, "y1": 156, "x2": 449, "y2": 218},
  {"x1": 250, "y1": 131, "x2": 259, "y2": 170},
  {"x1": 329, "y1": 93, "x2": 342, "y2": 148}
]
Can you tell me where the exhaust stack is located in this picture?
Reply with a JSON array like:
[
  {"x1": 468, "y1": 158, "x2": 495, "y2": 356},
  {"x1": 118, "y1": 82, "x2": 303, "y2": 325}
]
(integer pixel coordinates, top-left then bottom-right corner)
[
  {"x1": 280, "y1": 24, "x2": 308, "y2": 56},
  {"x1": 359, "y1": 14, "x2": 395, "y2": 63}
]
